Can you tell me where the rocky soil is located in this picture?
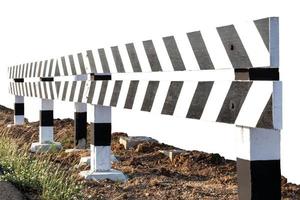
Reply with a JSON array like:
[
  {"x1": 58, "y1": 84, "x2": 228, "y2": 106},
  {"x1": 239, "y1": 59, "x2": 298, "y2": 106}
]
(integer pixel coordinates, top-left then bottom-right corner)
[{"x1": 0, "y1": 105, "x2": 299, "y2": 199}]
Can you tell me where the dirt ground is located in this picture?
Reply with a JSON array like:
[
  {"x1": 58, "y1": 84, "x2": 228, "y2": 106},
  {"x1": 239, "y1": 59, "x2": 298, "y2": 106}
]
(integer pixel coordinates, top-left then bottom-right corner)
[{"x1": 0, "y1": 105, "x2": 300, "y2": 200}]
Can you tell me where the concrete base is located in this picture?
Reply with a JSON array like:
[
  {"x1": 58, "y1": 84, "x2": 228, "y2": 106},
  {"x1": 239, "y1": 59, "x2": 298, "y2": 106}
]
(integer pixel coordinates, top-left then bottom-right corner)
[
  {"x1": 119, "y1": 136, "x2": 158, "y2": 149},
  {"x1": 159, "y1": 149, "x2": 186, "y2": 161},
  {"x1": 79, "y1": 155, "x2": 119, "y2": 166},
  {"x1": 30, "y1": 142, "x2": 62, "y2": 153},
  {"x1": 79, "y1": 169, "x2": 127, "y2": 182},
  {"x1": 65, "y1": 148, "x2": 89, "y2": 153}
]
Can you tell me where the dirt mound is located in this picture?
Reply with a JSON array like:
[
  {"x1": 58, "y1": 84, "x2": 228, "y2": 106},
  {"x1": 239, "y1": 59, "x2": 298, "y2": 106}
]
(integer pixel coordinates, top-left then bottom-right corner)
[{"x1": 0, "y1": 107, "x2": 299, "y2": 199}]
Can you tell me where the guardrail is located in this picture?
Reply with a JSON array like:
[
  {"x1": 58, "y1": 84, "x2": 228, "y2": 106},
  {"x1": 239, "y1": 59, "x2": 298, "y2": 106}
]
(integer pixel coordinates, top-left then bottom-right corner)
[{"x1": 8, "y1": 17, "x2": 281, "y2": 199}]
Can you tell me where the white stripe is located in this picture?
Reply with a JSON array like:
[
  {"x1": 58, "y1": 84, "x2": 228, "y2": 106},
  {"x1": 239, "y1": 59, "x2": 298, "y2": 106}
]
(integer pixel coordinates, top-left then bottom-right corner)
[
  {"x1": 173, "y1": 81, "x2": 198, "y2": 117},
  {"x1": 73, "y1": 81, "x2": 81, "y2": 102},
  {"x1": 201, "y1": 81, "x2": 232, "y2": 121},
  {"x1": 40, "y1": 82, "x2": 46, "y2": 99},
  {"x1": 93, "y1": 105, "x2": 111, "y2": 123},
  {"x1": 235, "y1": 81, "x2": 272, "y2": 127},
  {"x1": 65, "y1": 56, "x2": 73, "y2": 76},
  {"x1": 134, "y1": 42, "x2": 152, "y2": 72},
  {"x1": 103, "y1": 80, "x2": 115, "y2": 106},
  {"x1": 73, "y1": 54, "x2": 82, "y2": 75},
  {"x1": 91, "y1": 81, "x2": 102, "y2": 105},
  {"x1": 174, "y1": 33, "x2": 199, "y2": 71},
  {"x1": 82, "y1": 51, "x2": 92, "y2": 74},
  {"x1": 131, "y1": 80, "x2": 148, "y2": 111},
  {"x1": 41, "y1": 99, "x2": 53, "y2": 111},
  {"x1": 65, "y1": 81, "x2": 73, "y2": 102},
  {"x1": 152, "y1": 38, "x2": 173, "y2": 72},
  {"x1": 235, "y1": 22, "x2": 269, "y2": 67},
  {"x1": 118, "y1": 45, "x2": 133, "y2": 73},
  {"x1": 105, "y1": 47, "x2": 118, "y2": 73},
  {"x1": 58, "y1": 81, "x2": 65, "y2": 100},
  {"x1": 201, "y1": 27, "x2": 232, "y2": 70},
  {"x1": 92, "y1": 49, "x2": 103, "y2": 73},
  {"x1": 150, "y1": 81, "x2": 170, "y2": 114},
  {"x1": 82, "y1": 81, "x2": 91, "y2": 103},
  {"x1": 116, "y1": 80, "x2": 130, "y2": 108}
]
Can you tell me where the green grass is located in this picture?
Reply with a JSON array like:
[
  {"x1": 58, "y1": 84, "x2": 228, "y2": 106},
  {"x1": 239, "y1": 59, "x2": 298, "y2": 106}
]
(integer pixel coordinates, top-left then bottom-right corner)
[{"x1": 0, "y1": 129, "x2": 83, "y2": 200}]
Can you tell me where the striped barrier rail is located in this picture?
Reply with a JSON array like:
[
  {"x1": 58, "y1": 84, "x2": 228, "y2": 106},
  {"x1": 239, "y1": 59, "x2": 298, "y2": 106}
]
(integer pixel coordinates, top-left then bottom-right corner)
[{"x1": 8, "y1": 17, "x2": 281, "y2": 199}]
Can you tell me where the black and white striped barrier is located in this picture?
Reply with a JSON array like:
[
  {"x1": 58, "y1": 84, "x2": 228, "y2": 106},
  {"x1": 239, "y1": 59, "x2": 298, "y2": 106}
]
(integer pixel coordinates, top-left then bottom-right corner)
[
  {"x1": 13, "y1": 78, "x2": 25, "y2": 125},
  {"x1": 8, "y1": 17, "x2": 281, "y2": 198}
]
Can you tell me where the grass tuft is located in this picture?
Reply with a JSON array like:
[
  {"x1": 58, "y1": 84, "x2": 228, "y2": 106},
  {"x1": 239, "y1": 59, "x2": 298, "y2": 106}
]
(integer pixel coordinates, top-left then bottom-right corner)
[{"x1": 0, "y1": 129, "x2": 83, "y2": 200}]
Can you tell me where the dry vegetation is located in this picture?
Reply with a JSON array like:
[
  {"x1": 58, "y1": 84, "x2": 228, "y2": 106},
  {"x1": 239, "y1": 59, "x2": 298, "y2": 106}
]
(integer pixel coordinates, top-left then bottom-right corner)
[{"x1": 0, "y1": 105, "x2": 299, "y2": 199}]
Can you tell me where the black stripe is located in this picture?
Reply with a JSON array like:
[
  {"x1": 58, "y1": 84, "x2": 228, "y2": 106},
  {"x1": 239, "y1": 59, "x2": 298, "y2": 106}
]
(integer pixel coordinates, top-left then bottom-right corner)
[
  {"x1": 217, "y1": 25, "x2": 253, "y2": 69},
  {"x1": 61, "y1": 57, "x2": 68, "y2": 75},
  {"x1": 124, "y1": 80, "x2": 139, "y2": 109},
  {"x1": 49, "y1": 82, "x2": 54, "y2": 99},
  {"x1": 111, "y1": 46, "x2": 125, "y2": 73},
  {"x1": 61, "y1": 82, "x2": 69, "y2": 101},
  {"x1": 217, "y1": 81, "x2": 252, "y2": 124},
  {"x1": 186, "y1": 82, "x2": 214, "y2": 119},
  {"x1": 187, "y1": 31, "x2": 214, "y2": 70},
  {"x1": 256, "y1": 95, "x2": 273, "y2": 129},
  {"x1": 141, "y1": 81, "x2": 159, "y2": 112},
  {"x1": 161, "y1": 81, "x2": 183, "y2": 115},
  {"x1": 55, "y1": 82, "x2": 61, "y2": 97},
  {"x1": 91, "y1": 123, "x2": 111, "y2": 146},
  {"x1": 235, "y1": 68, "x2": 279, "y2": 81},
  {"x1": 21, "y1": 83, "x2": 25, "y2": 96},
  {"x1": 38, "y1": 82, "x2": 43, "y2": 98},
  {"x1": 14, "y1": 103, "x2": 24, "y2": 115},
  {"x1": 37, "y1": 61, "x2": 43, "y2": 77},
  {"x1": 68, "y1": 55, "x2": 77, "y2": 75},
  {"x1": 42, "y1": 60, "x2": 48, "y2": 77},
  {"x1": 69, "y1": 81, "x2": 77, "y2": 101},
  {"x1": 163, "y1": 36, "x2": 186, "y2": 71},
  {"x1": 54, "y1": 60, "x2": 60, "y2": 76},
  {"x1": 33, "y1": 82, "x2": 37, "y2": 97},
  {"x1": 77, "y1": 53, "x2": 87, "y2": 74},
  {"x1": 98, "y1": 81, "x2": 108, "y2": 105},
  {"x1": 41, "y1": 77, "x2": 54, "y2": 82},
  {"x1": 237, "y1": 158, "x2": 281, "y2": 200},
  {"x1": 40, "y1": 110, "x2": 53, "y2": 126},
  {"x1": 126, "y1": 43, "x2": 142, "y2": 72},
  {"x1": 77, "y1": 81, "x2": 86, "y2": 102},
  {"x1": 74, "y1": 112, "x2": 87, "y2": 146},
  {"x1": 25, "y1": 82, "x2": 29, "y2": 96},
  {"x1": 33, "y1": 62, "x2": 37, "y2": 77},
  {"x1": 29, "y1": 82, "x2": 33, "y2": 97},
  {"x1": 14, "y1": 78, "x2": 24, "y2": 83},
  {"x1": 143, "y1": 40, "x2": 162, "y2": 71},
  {"x1": 22, "y1": 64, "x2": 25, "y2": 78},
  {"x1": 48, "y1": 59, "x2": 54, "y2": 77},
  {"x1": 87, "y1": 50, "x2": 97, "y2": 73},
  {"x1": 254, "y1": 18, "x2": 270, "y2": 51},
  {"x1": 15, "y1": 65, "x2": 19, "y2": 78},
  {"x1": 110, "y1": 81, "x2": 123, "y2": 106},
  {"x1": 43, "y1": 82, "x2": 48, "y2": 99},
  {"x1": 90, "y1": 74, "x2": 111, "y2": 80},
  {"x1": 87, "y1": 81, "x2": 96, "y2": 104},
  {"x1": 29, "y1": 63, "x2": 33, "y2": 77},
  {"x1": 98, "y1": 48, "x2": 110, "y2": 73},
  {"x1": 24, "y1": 63, "x2": 29, "y2": 78}
]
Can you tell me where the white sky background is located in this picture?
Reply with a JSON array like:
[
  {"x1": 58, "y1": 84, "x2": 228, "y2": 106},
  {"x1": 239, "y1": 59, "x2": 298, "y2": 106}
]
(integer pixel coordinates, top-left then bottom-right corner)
[{"x1": 1, "y1": 0, "x2": 300, "y2": 184}]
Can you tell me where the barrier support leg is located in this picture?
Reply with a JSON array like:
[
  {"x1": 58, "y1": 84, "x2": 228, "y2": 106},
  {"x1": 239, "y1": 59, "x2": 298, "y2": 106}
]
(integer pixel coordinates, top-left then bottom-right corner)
[
  {"x1": 30, "y1": 99, "x2": 62, "y2": 153},
  {"x1": 79, "y1": 105, "x2": 126, "y2": 181},
  {"x1": 236, "y1": 126, "x2": 281, "y2": 200},
  {"x1": 14, "y1": 96, "x2": 24, "y2": 125}
]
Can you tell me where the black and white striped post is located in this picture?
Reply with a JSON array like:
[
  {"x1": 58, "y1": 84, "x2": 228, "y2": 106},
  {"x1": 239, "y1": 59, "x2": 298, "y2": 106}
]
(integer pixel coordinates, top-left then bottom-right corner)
[
  {"x1": 79, "y1": 105, "x2": 126, "y2": 181},
  {"x1": 72, "y1": 75, "x2": 88, "y2": 150},
  {"x1": 13, "y1": 78, "x2": 25, "y2": 125},
  {"x1": 235, "y1": 68, "x2": 282, "y2": 199},
  {"x1": 30, "y1": 78, "x2": 62, "y2": 152}
]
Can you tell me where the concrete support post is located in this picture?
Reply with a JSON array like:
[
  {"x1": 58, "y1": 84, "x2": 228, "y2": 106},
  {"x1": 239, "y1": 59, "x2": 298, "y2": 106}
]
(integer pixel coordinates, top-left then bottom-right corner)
[
  {"x1": 14, "y1": 95, "x2": 24, "y2": 125},
  {"x1": 236, "y1": 127, "x2": 281, "y2": 200},
  {"x1": 79, "y1": 105, "x2": 126, "y2": 181},
  {"x1": 30, "y1": 79, "x2": 62, "y2": 152}
]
